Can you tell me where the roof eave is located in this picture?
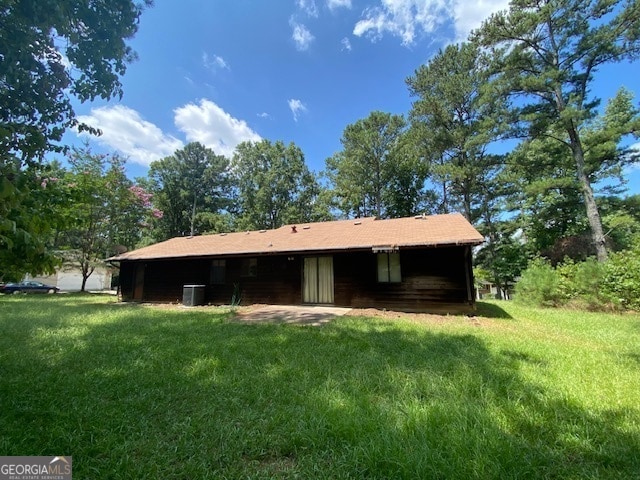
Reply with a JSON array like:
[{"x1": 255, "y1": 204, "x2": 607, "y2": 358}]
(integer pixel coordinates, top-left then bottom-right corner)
[{"x1": 110, "y1": 238, "x2": 485, "y2": 262}]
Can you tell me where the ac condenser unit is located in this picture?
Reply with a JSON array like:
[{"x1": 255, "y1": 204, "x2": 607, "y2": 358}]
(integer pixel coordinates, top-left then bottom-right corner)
[{"x1": 183, "y1": 285, "x2": 206, "y2": 306}]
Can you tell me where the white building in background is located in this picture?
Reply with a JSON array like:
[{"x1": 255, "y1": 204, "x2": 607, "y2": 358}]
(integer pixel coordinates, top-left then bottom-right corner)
[
  {"x1": 27, "y1": 265, "x2": 113, "y2": 292},
  {"x1": 476, "y1": 280, "x2": 515, "y2": 300}
]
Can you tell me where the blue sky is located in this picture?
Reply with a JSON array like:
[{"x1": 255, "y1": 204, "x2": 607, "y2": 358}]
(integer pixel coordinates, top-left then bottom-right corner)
[{"x1": 68, "y1": 0, "x2": 640, "y2": 192}]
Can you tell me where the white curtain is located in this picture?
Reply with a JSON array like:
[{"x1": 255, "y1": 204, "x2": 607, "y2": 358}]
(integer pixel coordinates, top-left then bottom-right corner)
[
  {"x1": 377, "y1": 254, "x2": 389, "y2": 282},
  {"x1": 389, "y1": 253, "x2": 401, "y2": 282},
  {"x1": 304, "y1": 257, "x2": 318, "y2": 303},
  {"x1": 377, "y1": 253, "x2": 401, "y2": 283},
  {"x1": 304, "y1": 256, "x2": 334, "y2": 303},
  {"x1": 318, "y1": 256, "x2": 334, "y2": 303}
]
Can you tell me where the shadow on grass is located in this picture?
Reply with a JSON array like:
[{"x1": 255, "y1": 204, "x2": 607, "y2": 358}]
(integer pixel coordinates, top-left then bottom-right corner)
[
  {"x1": 0, "y1": 298, "x2": 638, "y2": 478},
  {"x1": 627, "y1": 352, "x2": 640, "y2": 366},
  {"x1": 475, "y1": 301, "x2": 513, "y2": 319}
]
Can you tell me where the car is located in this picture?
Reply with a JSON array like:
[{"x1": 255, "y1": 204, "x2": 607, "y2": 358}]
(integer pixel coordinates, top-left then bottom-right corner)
[{"x1": 0, "y1": 281, "x2": 60, "y2": 294}]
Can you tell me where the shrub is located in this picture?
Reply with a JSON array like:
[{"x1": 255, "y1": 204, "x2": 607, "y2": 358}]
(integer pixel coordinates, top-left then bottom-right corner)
[
  {"x1": 601, "y1": 245, "x2": 640, "y2": 311},
  {"x1": 514, "y1": 247, "x2": 640, "y2": 311},
  {"x1": 514, "y1": 259, "x2": 564, "y2": 307},
  {"x1": 557, "y1": 258, "x2": 610, "y2": 310}
]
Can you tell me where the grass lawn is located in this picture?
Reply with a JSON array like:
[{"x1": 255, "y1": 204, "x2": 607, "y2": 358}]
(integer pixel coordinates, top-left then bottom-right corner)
[{"x1": 1, "y1": 295, "x2": 639, "y2": 479}]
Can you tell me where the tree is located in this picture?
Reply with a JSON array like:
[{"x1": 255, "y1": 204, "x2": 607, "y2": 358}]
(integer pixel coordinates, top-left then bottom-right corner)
[
  {"x1": 0, "y1": 161, "x2": 66, "y2": 281},
  {"x1": 599, "y1": 194, "x2": 640, "y2": 250},
  {"x1": 507, "y1": 134, "x2": 591, "y2": 258},
  {"x1": 474, "y1": 0, "x2": 640, "y2": 261},
  {"x1": 467, "y1": 151, "x2": 531, "y2": 298},
  {"x1": 407, "y1": 42, "x2": 508, "y2": 222},
  {"x1": 406, "y1": 41, "x2": 521, "y2": 292},
  {"x1": 505, "y1": 89, "x2": 640, "y2": 260},
  {"x1": 232, "y1": 140, "x2": 329, "y2": 230},
  {"x1": 147, "y1": 142, "x2": 232, "y2": 239},
  {"x1": 0, "y1": 0, "x2": 151, "y2": 164},
  {"x1": 0, "y1": 0, "x2": 150, "y2": 278},
  {"x1": 325, "y1": 111, "x2": 427, "y2": 219},
  {"x1": 56, "y1": 145, "x2": 150, "y2": 291}
]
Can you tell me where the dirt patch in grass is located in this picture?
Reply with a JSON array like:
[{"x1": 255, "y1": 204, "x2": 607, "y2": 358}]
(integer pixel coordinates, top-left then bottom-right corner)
[
  {"x1": 127, "y1": 302, "x2": 507, "y2": 329},
  {"x1": 347, "y1": 307, "x2": 502, "y2": 328},
  {"x1": 232, "y1": 305, "x2": 352, "y2": 325}
]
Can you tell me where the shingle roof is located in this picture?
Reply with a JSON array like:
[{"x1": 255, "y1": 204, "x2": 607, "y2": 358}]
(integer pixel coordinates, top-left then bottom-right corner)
[{"x1": 109, "y1": 213, "x2": 484, "y2": 261}]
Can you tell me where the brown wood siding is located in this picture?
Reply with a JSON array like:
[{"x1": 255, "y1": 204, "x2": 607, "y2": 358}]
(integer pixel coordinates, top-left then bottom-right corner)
[
  {"x1": 119, "y1": 261, "x2": 134, "y2": 301},
  {"x1": 144, "y1": 258, "x2": 210, "y2": 302},
  {"x1": 117, "y1": 245, "x2": 474, "y2": 313},
  {"x1": 118, "y1": 255, "x2": 302, "y2": 305},
  {"x1": 222, "y1": 256, "x2": 302, "y2": 305},
  {"x1": 332, "y1": 247, "x2": 473, "y2": 313}
]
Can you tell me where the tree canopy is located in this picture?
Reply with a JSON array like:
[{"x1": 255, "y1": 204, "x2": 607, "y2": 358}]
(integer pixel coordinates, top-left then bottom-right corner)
[
  {"x1": 474, "y1": 0, "x2": 640, "y2": 261},
  {"x1": 147, "y1": 142, "x2": 231, "y2": 239},
  {"x1": 55, "y1": 145, "x2": 150, "y2": 291},
  {"x1": 326, "y1": 111, "x2": 427, "y2": 219},
  {"x1": 0, "y1": 0, "x2": 150, "y2": 163},
  {"x1": 232, "y1": 140, "x2": 329, "y2": 230},
  {"x1": 407, "y1": 41, "x2": 508, "y2": 222},
  {"x1": 0, "y1": 0, "x2": 150, "y2": 279}
]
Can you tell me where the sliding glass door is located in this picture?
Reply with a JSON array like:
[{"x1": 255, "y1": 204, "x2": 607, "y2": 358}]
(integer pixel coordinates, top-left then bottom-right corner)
[{"x1": 303, "y1": 256, "x2": 334, "y2": 304}]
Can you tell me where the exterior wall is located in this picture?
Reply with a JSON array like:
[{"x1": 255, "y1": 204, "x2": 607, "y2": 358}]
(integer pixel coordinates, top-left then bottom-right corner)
[
  {"x1": 28, "y1": 267, "x2": 113, "y2": 291},
  {"x1": 118, "y1": 245, "x2": 475, "y2": 313},
  {"x1": 333, "y1": 247, "x2": 473, "y2": 313},
  {"x1": 120, "y1": 256, "x2": 302, "y2": 304}
]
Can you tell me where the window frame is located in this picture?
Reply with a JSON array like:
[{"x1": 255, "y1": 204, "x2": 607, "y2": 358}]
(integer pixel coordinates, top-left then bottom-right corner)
[
  {"x1": 240, "y1": 257, "x2": 258, "y2": 278},
  {"x1": 210, "y1": 259, "x2": 226, "y2": 285},
  {"x1": 377, "y1": 252, "x2": 401, "y2": 283}
]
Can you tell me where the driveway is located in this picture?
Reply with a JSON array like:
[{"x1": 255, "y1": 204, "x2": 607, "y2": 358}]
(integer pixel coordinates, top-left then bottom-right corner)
[{"x1": 234, "y1": 305, "x2": 352, "y2": 326}]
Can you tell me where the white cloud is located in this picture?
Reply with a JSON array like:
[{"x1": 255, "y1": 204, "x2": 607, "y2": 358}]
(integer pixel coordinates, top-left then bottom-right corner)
[
  {"x1": 630, "y1": 142, "x2": 640, "y2": 158},
  {"x1": 290, "y1": 20, "x2": 315, "y2": 51},
  {"x1": 353, "y1": 0, "x2": 509, "y2": 47},
  {"x1": 353, "y1": 0, "x2": 447, "y2": 46},
  {"x1": 297, "y1": 0, "x2": 319, "y2": 17},
  {"x1": 202, "y1": 52, "x2": 230, "y2": 72},
  {"x1": 327, "y1": 0, "x2": 352, "y2": 10},
  {"x1": 452, "y1": 0, "x2": 509, "y2": 41},
  {"x1": 257, "y1": 112, "x2": 271, "y2": 119},
  {"x1": 341, "y1": 37, "x2": 352, "y2": 51},
  {"x1": 174, "y1": 99, "x2": 261, "y2": 157},
  {"x1": 76, "y1": 106, "x2": 184, "y2": 167},
  {"x1": 76, "y1": 101, "x2": 262, "y2": 165},
  {"x1": 288, "y1": 99, "x2": 308, "y2": 122}
]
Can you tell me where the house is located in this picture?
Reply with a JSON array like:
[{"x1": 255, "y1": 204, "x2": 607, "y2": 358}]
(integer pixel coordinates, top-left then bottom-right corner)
[
  {"x1": 109, "y1": 213, "x2": 484, "y2": 314},
  {"x1": 27, "y1": 265, "x2": 113, "y2": 292},
  {"x1": 476, "y1": 281, "x2": 515, "y2": 300}
]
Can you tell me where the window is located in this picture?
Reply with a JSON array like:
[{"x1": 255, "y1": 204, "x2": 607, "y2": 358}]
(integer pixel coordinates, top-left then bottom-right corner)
[
  {"x1": 377, "y1": 252, "x2": 401, "y2": 283},
  {"x1": 210, "y1": 259, "x2": 226, "y2": 284},
  {"x1": 240, "y1": 258, "x2": 258, "y2": 277}
]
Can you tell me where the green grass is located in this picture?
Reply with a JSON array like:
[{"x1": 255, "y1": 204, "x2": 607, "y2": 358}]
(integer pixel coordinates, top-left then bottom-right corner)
[{"x1": 1, "y1": 295, "x2": 639, "y2": 479}]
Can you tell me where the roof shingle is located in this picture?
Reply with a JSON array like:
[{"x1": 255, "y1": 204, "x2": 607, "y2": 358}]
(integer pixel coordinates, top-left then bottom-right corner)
[{"x1": 109, "y1": 213, "x2": 484, "y2": 261}]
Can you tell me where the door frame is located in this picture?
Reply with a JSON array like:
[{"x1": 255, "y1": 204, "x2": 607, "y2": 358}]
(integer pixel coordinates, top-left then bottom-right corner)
[
  {"x1": 302, "y1": 256, "x2": 334, "y2": 304},
  {"x1": 133, "y1": 263, "x2": 145, "y2": 301}
]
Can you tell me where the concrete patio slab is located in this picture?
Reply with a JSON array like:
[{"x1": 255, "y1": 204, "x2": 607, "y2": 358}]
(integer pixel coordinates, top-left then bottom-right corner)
[{"x1": 234, "y1": 305, "x2": 352, "y2": 326}]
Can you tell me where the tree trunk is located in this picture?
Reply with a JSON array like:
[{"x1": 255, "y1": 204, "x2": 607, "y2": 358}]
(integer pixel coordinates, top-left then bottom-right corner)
[
  {"x1": 463, "y1": 189, "x2": 472, "y2": 222},
  {"x1": 441, "y1": 180, "x2": 449, "y2": 213},
  {"x1": 80, "y1": 261, "x2": 96, "y2": 292},
  {"x1": 190, "y1": 195, "x2": 197, "y2": 236},
  {"x1": 552, "y1": 78, "x2": 608, "y2": 262},
  {"x1": 567, "y1": 127, "x2": 608, "y2": 262},
  {"x1": 375, "y1": 158, "x2": 382, "y2": 218}
]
